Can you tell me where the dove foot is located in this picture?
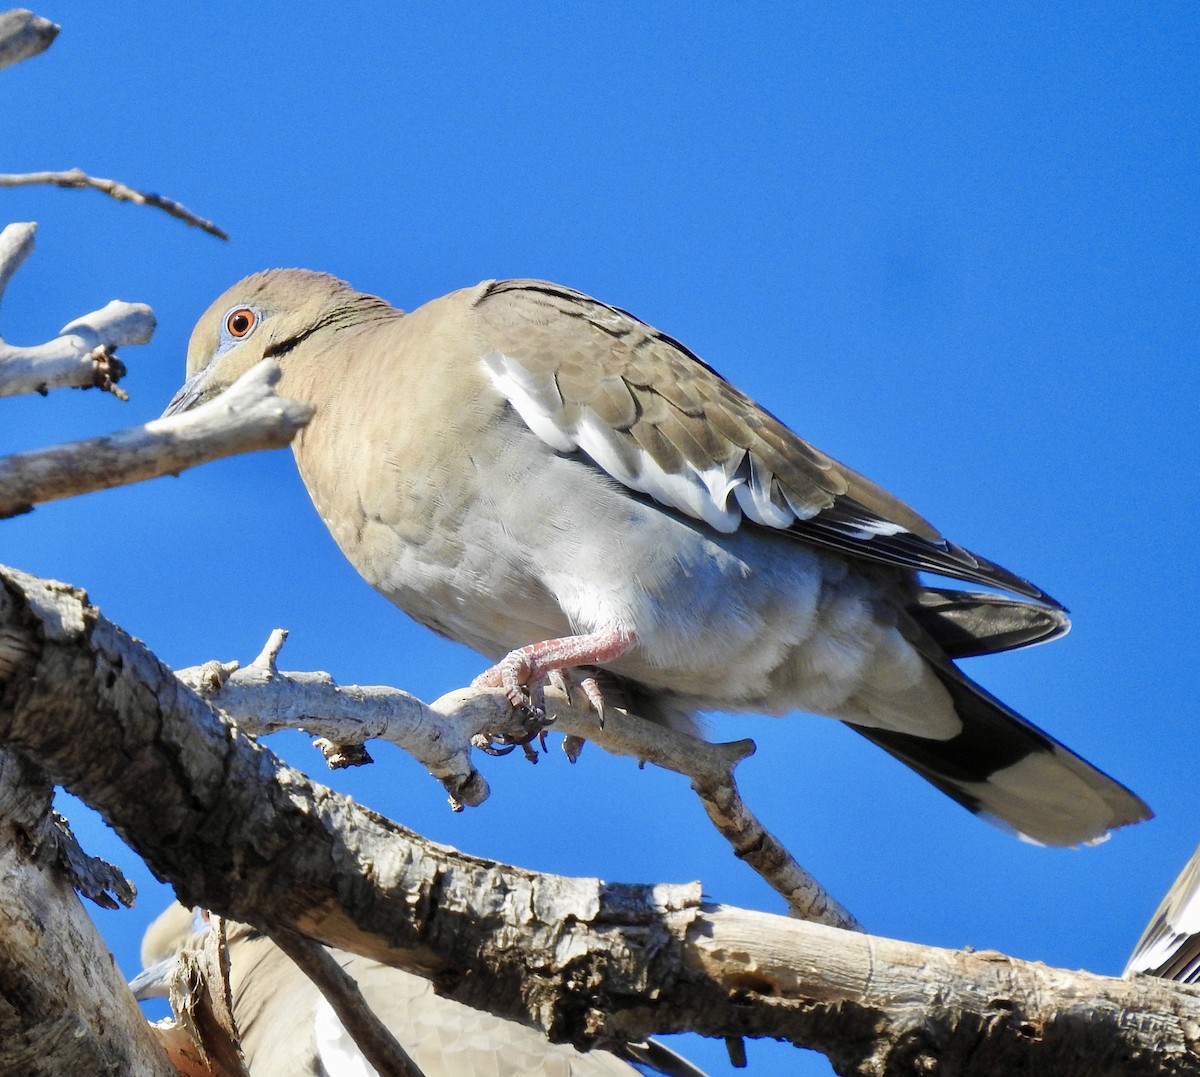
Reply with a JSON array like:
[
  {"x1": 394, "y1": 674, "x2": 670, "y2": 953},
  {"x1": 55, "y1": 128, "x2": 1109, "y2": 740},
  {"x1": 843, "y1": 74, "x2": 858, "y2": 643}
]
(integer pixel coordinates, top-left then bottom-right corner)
[{"x1": 472, "y1": 628, "x2": 637, "y2": 717}]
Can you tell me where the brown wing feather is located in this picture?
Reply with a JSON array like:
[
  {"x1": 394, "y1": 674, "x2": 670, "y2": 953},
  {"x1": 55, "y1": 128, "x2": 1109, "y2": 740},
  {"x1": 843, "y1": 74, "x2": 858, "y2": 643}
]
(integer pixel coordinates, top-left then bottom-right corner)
[{"x1": 474, "y1": 280, "x2": 1061, "y2": 608}]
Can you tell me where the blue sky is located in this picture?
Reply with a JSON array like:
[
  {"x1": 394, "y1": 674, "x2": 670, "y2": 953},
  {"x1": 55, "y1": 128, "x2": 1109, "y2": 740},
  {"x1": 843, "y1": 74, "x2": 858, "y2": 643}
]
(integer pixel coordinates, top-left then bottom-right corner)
[{"x1": 1, "y1": 5, "x2": 1196, "y2": 1074}]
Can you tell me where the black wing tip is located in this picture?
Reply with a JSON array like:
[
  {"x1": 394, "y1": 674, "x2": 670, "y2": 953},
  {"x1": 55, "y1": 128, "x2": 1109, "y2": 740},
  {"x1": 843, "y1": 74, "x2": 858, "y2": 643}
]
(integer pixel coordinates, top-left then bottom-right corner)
[
  {"x1": 911, "y1": 588, "x2": 1072, "y2": 659},
  {"x1": 942, "y1": 539, "x2": 1068, "y2": 613}
]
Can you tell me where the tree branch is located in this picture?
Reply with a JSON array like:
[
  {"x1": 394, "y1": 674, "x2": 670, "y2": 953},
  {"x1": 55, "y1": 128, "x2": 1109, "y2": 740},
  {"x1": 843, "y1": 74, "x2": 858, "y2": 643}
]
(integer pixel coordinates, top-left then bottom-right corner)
[
  {"x1": 0, "y1": 359, "x2": 313, "y2": 517},
  {"x1": 0, "y1": 221, "x2": 154, "y2": 399},
  {"x1": 0, "y1": 169, "x2": 228, "y2": 238},
  {"x1": 177, "y1": 628, "x2": 861, "y2": 930},
  {"x1": 267, "y1": 924, "x2": 426, "y2": 1077},
  {"x1": 151, "y1": 916, "x2": 248, "y2": 1077},
  {"x1": 0, "y1": 748, "x2": 175, "y2": 1075},
  {"x1": 0, "y1": 9, "x2": 57, "y2": 73},
  {"x1": 1, "y1": 565, "x2": 1198, "y2": 1075},
  {"x1": 0, "y1": 218, "x2": 34, "y2": 300}
]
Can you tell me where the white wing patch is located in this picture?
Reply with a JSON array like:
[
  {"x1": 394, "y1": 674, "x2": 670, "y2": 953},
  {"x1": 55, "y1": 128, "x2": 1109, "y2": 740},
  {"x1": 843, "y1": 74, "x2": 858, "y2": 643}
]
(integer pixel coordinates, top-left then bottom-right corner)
[
  {"x1": 485, "y1": 350, "x2": 744, "y2": 530},
  {"x1": 483, "y1": 352, "x2": 575, "y2": 452},
  {"x1": 576, "y1": 409, "x2": 744, "y2": 531},
  {"x1": 315, "y1": 996, "x2": 378, "y2": 1076},
  {"x1": 1125, "y1": 850, "x2": 1200, "y2": 977},
  {"x1": 484, "y1": 350, "x2": 863, "y2": 536}
]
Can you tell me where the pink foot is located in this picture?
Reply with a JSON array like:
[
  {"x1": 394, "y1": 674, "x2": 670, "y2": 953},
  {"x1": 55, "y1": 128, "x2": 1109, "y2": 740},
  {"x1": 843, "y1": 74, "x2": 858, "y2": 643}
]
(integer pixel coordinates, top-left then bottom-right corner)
[{"x1": 473, "y1": 628, "x2": 637, "y2": 717}]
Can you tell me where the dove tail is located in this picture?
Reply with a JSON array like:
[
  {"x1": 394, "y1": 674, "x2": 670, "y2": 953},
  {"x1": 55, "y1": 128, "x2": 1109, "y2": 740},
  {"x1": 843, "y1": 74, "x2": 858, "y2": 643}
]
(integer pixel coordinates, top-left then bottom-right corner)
[{"x1": 849, "y1": 660, "x2": 1151, "y2": 846}]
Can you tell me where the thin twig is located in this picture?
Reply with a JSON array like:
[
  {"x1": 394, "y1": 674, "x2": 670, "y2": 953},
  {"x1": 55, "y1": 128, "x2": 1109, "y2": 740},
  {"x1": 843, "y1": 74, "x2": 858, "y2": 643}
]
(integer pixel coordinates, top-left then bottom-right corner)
[{"x1": 0, "y1": 168, "x2": 228, "y2": 239}]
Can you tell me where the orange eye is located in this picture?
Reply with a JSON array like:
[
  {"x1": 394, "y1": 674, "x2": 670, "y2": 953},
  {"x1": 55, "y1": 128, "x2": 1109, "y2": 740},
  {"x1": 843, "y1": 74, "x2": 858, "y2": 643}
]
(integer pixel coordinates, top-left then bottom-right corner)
[{"x1": 225, "y1": 307, "x2": 256, "y2": 338}]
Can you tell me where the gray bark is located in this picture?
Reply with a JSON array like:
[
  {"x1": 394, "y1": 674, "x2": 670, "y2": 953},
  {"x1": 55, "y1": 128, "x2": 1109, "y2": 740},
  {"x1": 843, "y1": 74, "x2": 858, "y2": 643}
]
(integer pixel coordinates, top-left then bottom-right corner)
[
  {"x1": 0, "y1": 9, "x2": 57, "y2": 73},
  {"x1": 1, "y1": 564, "x2": 1198, "y2": 1076},
  {"x1": 0, "y1": 749, "x2": 175, "y2": 1076}
]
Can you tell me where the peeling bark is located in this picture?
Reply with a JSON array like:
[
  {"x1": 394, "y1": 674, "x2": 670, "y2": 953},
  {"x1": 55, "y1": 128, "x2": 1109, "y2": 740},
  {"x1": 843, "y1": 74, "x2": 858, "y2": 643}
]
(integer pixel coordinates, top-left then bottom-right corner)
[
  {"x1": 179, "y1": 626, "x2": 858, "y2": 928},
  {"x1": 1, "y1": 565, "x2": 1198, "y2": 1075},
  {"x1": 0, "y1": 749, "x2": 175, "y2": 1076}
]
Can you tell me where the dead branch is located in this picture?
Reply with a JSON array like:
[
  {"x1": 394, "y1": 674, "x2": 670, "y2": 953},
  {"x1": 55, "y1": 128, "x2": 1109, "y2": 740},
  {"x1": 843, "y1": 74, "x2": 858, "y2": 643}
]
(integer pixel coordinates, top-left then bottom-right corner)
[
  {"x1": 0, "y1": 747, "x2": 175, "y2": 1076},
  {"x1": 0, "y1": 217, "x2": 34, "y2": 300},
  {"x1": 153, "y1": 917, "x2": 248, "y2": 1077},
  {"x1": 1, "y1": 564, "x2": 1198, "y2": 1076},
  {"x1": 0, "y1": 169, "x2": 228, "y2": 239},
  {"x1": 177, "y1": 628, "x2": 861, "y2": 930},
  {"x1": 0, "y1": 223, "x2": 309, "y2": 515},
  {"x1": 0, "y1": 9, "x2": 57, "y2": 72},
  {"x1": 0, "y1": 359, "x2": 313, "y2": 517},
  {"x1": 0, "y1": 221, "x2": 154, "y2": 399},
  {"x1": 267, "y1": 924, "x2": 426, "y2": 1077}
]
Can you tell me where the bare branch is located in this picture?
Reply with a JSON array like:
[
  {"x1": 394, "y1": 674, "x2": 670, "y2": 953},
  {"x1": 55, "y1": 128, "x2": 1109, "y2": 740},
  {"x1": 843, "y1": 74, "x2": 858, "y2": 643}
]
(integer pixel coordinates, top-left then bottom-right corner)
[
  {"x1": 0, "y1": 359, "x2": 313, "y2": 518},
  {"x1": 0, "y1": 219, "x2": 35, "y2": 302},
  {"x1": 0, "y1": 565, "x2": 1198, "y2": 1075},
  {"x1": 0, "y1": 221, "x2": 154, "y2": 399},
  {"x1": 0, "y1": 168, "x2": 227, "y2": 238},
  {"x1": 0, "y1": 303, "x2": 155, "y2": 399},
  {"x1": 267, "y1": 925, "x2": 426, "y2": 1077},
  {"x1": 0, "y1": 9, "x2": 58, "y2": 72},
  {"x1": 178, "y1": 632, "x2": 861, "y2": 930}
]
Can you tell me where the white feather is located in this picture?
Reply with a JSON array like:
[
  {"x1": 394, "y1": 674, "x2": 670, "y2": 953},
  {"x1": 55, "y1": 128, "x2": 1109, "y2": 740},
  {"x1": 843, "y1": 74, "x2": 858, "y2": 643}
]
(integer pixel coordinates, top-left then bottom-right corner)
[
  {"x1": 314, "y1": 996, "x2": 378, "y2": 1076},
  {"x1": 858, "y1": 518, "x2": 909, "y2": 537},
  {"x1": 732, "y1": 453, "x2": 794, "y2": 527},
  {"x1": 482, "y1": 351, "x2": 575, "y2": 452},
  {"x1": 482, "y1": 351, "x2": 922, "y2": 551},
  {"x1": 486, "y1": 351, "x2": 748, "y2": 533}
]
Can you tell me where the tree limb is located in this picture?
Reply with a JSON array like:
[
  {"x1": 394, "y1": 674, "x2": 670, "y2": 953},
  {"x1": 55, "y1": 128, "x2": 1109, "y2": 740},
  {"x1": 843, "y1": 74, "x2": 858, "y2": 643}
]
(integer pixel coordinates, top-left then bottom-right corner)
[
  {"x1": 177, "y1": 628, "x2": 861, "y2": 930},
  {"x1": 0, "y1": 359, "x2": 313, "y2": 518},
  {"x1": 0, "y1": 169, "x2": 228, "y2": 238},
  {"x1": 1, "y1": 565, "x2": 1198, "y2": 1075},
  {"x1": 0, "y1": 218, "x2": 34, "y2": 301},
  {"x1": 0, "y1": 221, "x2": 154, "y2": 399},
  {"x1": 0, "y1": 9, "x2": 57, "y2": 73},
  {"x1": 267, "y1": 924, "x2": 427, "y2": 1077},
  {"x1": 155, "y1": 916, "x2": 249, "y2": 1077},
  {"x1": 0, "y1": 748, "x2": 175, "y2": 1075}
]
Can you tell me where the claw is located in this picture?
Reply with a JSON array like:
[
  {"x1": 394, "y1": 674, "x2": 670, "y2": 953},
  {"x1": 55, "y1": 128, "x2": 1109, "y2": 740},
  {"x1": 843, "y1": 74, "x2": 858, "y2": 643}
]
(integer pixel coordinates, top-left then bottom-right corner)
[
  {"x1": 470, "y1": 715, "x2": 552, "y2": 762},
  {"x1": 578, "y1": 675, "x2": 607, "y2": 727},
  {"x1": 472, "y1": 653, "x2": 544, "y2": 718},
  {"x1": 475, "y1": 739, "x2": 519, "y2": 757},
  {"x1": 472, "y1": 628, "x2": 638, "y2": 720}
]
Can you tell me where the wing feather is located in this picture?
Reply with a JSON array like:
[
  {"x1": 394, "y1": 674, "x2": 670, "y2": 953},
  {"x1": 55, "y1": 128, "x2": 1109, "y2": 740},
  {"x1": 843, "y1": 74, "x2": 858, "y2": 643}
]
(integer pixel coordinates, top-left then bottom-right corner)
[{"x1": 475, "y1": 280, "x2": 1061, "y2": 607}]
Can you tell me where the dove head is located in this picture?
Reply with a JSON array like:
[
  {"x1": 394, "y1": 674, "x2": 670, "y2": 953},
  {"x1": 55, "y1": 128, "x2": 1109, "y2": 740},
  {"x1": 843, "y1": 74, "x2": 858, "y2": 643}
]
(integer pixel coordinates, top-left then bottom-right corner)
[
  {"x1": 164, "y1": 269, "x2": 394, "y2": 416},
  {"x1": 129, "y1": 901, "x2": 209, "y2": 1000}
]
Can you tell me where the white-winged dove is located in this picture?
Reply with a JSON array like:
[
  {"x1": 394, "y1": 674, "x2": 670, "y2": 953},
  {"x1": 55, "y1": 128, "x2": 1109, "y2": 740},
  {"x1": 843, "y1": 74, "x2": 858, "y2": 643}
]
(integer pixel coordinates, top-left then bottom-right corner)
[
  {"x1": 132, "y1": 903, "x2": 708, "y2": 1077},
  {"x1": 164, "y1": 271, "x2": 1151, "y2": 846},
  {"x1": 1125, "y1": 845, "x2": 1200, "y2": 981}
]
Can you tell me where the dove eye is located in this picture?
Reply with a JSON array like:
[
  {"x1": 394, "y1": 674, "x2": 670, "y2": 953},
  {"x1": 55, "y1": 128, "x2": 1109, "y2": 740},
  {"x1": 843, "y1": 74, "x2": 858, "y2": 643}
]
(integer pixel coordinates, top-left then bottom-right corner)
[{"x1": 225, "y1": 307, "x2": 257, "y2": 338}]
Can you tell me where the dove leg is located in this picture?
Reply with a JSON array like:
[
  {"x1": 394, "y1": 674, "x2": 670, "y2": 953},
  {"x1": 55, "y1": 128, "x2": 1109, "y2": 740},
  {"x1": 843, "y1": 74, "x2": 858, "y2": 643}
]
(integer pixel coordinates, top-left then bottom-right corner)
[{"x1": 473, "y1": 628, "x2": 637, "y2": 713}]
